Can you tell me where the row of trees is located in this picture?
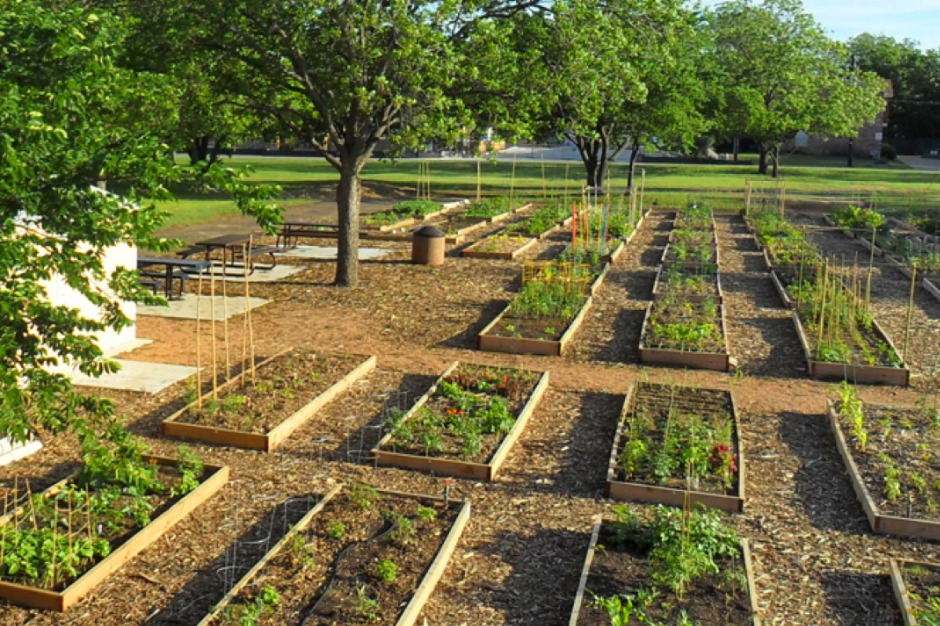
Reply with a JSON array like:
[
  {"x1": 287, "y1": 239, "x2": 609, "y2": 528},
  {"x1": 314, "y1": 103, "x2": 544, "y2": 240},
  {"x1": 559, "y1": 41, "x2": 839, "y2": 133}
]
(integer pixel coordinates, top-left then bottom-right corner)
[
  {"x1": 849, "y1": 34, "x2": 940, "y2": 149},
  {"x1": 0, "y1": 0, "x2": 891, "y2": 444},
  {"x1": 103, "y1": 0, "x2": 887, "y2": 287}
]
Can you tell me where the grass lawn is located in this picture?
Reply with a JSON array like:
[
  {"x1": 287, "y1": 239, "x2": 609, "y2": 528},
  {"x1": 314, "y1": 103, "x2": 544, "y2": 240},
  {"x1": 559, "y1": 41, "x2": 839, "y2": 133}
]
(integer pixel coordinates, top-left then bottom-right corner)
[{"x1": 155, "y1": 153, "x2": 940, "y2": 229}]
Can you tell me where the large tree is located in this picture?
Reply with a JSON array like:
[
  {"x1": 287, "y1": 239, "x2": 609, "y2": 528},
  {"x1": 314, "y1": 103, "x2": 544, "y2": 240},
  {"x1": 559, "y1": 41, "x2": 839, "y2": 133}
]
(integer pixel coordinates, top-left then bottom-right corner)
[
  {"x1": 849, "y1": 34, "x2": 940, "y2": 149},
  {"x1": 0, "y1": 2, "x2": 279, "y2": 441},
  {"x1": 515, "y1": 0, "x2": 694, "y2": 189},
  {"x1": 709, "y1": 0, "x2": 886, "y2": 176},
  {"x1": 148, "y1": 0, "x2": 545, "y2": 288}
]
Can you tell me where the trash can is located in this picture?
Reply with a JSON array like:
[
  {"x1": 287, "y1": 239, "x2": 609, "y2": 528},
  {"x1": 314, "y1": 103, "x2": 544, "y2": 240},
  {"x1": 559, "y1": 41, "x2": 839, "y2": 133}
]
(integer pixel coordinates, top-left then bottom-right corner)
[{"x1": 412, "y1": 225, "x2": 445, "y2": 266}]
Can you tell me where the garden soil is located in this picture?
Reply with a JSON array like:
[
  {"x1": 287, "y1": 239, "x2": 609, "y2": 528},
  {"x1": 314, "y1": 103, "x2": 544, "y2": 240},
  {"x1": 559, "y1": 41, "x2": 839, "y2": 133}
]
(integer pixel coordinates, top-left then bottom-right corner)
[{"x1": 1, "y1": 206, "x2": 938, "y2": 624}]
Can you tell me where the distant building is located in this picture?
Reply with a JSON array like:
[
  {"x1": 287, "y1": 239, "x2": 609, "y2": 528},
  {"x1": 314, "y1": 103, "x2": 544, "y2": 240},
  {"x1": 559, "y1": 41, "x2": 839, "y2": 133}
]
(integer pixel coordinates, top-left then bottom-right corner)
[{"x1": 785, "y1": 80, "x2": 893, "y2": 159}]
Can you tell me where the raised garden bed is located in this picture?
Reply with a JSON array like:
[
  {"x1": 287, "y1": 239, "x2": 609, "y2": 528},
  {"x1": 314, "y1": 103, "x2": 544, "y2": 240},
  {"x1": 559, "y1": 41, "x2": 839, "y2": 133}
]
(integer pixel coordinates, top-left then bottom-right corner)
[
  {"x1": 462, "y1": 197, "x2": 530, "y2": 223},
  {"x1": 478, "y1": 294, "x2": 594, "y2": 356},
  {"x1": 461, "y1": 233, "x2": 537, "y2": 260},
  {"x1": 792, "y1": 310, "x2": 909, "y2": 386},
  {"x1": 0, "y1": 455, "x2": 228, "y2": 611},
  {"x1": 162, "y1": 350, "x2": 377, "y2": 452},
  {"x1": 504, "y1": 202, "x2": 573, "y2": 239},
  {"x1": 638, "y1": 297, "x2": 732, "y2": 372},
  {"x1": 668, "y1": 225, "x2": 718, "y2": 247},
  {"x1": 606, "y1": 382, "x2": 745, "y2": 512},
  {"x1": 661, "y1": 241, "x2": 719, "y2": 272},
  {"x1": 828, "y1": 390, "x2": 940, "y2": 540},
  {"x1": 651, "y1": 263, "x2": 723, "y2": 305},
  {"x1": 568, "y1": 506, "x2": 760, "y2": 626},
  {"x1": 889, "y1": 559, "x2": 940, "y2": 626},
  {"x1": 197, "y1": 484, "x2": 470, "y2": 626},
  {"x1": 372, "y1": 362, "x2": 549, "y2": 480},
  {"x1": 363, "y1": 200, "x2": 448, "y2": 232}
]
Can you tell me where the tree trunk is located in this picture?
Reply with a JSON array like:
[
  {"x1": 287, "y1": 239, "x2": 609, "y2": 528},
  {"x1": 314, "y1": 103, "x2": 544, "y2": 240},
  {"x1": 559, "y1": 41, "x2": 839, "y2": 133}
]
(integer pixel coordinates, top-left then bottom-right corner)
[
  {"x1": 732, "y1": 136, "x2": 739, "y2": 162},
  {"x1": 188, "y1": 136, "x2": 211, "y2": 166},
  {"x1": 335, "y1": 161, "x2": 362, "y2": 287},
  {"x1": 771, "y1": 146, "x2": 779, "y2": 178},
  {"x1": 757, "y1": 144, "x2": 769, "y2": 175},
  {"x1": 626, "y1": 139, "x2": 641, "y2": 193}
]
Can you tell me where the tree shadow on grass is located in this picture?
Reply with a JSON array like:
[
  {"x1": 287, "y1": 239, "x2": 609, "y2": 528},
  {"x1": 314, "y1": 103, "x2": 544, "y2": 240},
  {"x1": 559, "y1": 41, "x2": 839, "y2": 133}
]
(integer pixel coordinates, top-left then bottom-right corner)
[
  {"x1": 778, "y1": 411, "x2": 870, "y2": 534},
  {"x1": 819, "y1": 570, "x2": 903, "y2": 626},
  {"x1": 478, "y1": 528, "x2": 589, "y2": 626},
  {"x1": 144, "y1": 492, "x2": 321, "y2": 626}
]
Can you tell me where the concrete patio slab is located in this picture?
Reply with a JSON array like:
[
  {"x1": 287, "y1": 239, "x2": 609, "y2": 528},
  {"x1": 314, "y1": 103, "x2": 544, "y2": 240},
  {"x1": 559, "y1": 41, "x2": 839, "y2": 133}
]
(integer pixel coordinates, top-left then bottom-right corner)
[
  {"x1": 202, "y1": 263, "x2": 306, "y2": 283},
  {"x1": 138, "y1": 293, "x2": 270, "y2": 320},
  {"x1": 275, "y1": 245, "x2": 393, "y2": 261},
  {"x1": 58, "y1": 359, "x2": 198, "y2": 394}
]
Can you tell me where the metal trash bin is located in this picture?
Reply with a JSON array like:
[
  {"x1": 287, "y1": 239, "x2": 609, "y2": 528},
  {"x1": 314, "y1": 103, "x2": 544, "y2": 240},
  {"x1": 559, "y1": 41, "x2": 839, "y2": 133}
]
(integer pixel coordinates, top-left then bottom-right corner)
[{"x1": 411, "y1": 225, "x2": 445, "y2": 266}]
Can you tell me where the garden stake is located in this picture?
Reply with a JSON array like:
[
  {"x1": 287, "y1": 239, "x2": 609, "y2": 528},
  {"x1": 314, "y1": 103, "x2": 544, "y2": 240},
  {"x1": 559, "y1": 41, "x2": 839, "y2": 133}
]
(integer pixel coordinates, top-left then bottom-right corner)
[
  {"x1": 476, "y1": 158, "x2": 482, "y2": 202},
  {"x1": 444, "y1": 478, "x2": 452, "y2": 507},
  {"x1": 563, "y1": 162, "x2": 570, "y2": 205},
  {"x1": 866, "y1": 224, "x2": 876, "y2": 311},
  {"x1": 639, "y1": 169, "x2": 646, "y2": 214},
  {"x1": 509, "y1": 155, "x2": 516, "y2": 209},
  {"x1": 50, "y1": 502, "x2": 58, "y2": 589},
  {"x1": 24, "y1": 480, "x2": 37, "y2": 531},
  {"x1": 242, "y1": 237, "x2": 253, "y2": 385},
  {"x1": 904, "y1": 263, "x2": 917, "y2": 360},
  {"x1": 540, "y1": 153, "x2": 546, "y2": 198},
  {"x1": 196, "y1": 270, "x2": 203, "y2": 409},
  {"x1": 221, "y1": 254, "x2": 231, "y2": 387},
  {"x1": 210, "y1": 270, "x2": 218, "y2": 399}
]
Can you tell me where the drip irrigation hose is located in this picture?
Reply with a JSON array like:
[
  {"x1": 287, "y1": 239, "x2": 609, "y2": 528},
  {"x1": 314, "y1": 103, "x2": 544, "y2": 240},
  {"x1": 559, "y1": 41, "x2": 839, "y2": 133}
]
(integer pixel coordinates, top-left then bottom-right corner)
[{"x1": 296, "y1": 519, "x2": 397, "y2": 625}]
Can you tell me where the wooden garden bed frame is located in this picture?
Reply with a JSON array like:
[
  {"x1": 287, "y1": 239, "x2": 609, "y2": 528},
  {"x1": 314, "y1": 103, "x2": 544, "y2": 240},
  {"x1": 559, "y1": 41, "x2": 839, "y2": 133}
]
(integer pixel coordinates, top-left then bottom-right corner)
[
  {"x1": 461, "y1": 234, "x2": 537, "y2": 260},
  {"x1": 889, "y1": 558, "x2": 940, "y2": 626},
  {"x1": 660, "y1": 242, "x2": 720, "y2": 270},
  {"x1": 162, "y1": 351, "x2": 377, "y2": 451},
  {"x1": 567, "y1": 514, "x2": 761, "y2": 626},
  {"x1": 371, "y1": 361, "x2": 550, "y2": 480},
  {"x1": 792, "y1": 313, "x2": 910, "y2": 386},
  {"x1": 605, "y1": 384, "x2": 746, "y2": 513},
  {"x1": 196, "y1": 484, "x2": 470, "y2": 626},
  {"x1": 477, "y1": 295, "x2": 594, "y2": 356},
  {"x1": 651, "y1": 264, "x2": 723, "y2": 305},
  {"x1": 0, "y1": 456, "x2": 229, "y2": 611},
  {"x1": 828, "y1": 403, "x2": 938, "y2": 539},
  {"x1": 638, "y1": 302, "x2": 733, "y2": 372}
]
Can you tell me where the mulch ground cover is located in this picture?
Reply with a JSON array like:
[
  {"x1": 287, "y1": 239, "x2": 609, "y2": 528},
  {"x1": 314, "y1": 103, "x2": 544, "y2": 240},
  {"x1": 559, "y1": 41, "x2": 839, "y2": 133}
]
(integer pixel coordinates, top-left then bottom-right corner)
[{"x1": 3, "y1": 205, "x2": 940, "y2": 624}]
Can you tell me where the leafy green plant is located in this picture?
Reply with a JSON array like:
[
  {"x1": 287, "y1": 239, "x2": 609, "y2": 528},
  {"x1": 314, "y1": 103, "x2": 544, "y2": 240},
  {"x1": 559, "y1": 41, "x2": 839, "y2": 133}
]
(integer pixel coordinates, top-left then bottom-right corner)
[
  {"x1": 326, "y1": 521, "x2": 347, "y2": 540},
  {"x1": 355, "y1": 586, "x2": 380, "y2": 621},
  {"x1": 830, "y1": 204, "x2": 885, "y2": 231},
  {"x1": 374, "y1": 558, "x2": 398, "y2": 584},
  {"x1": 350, "y1": 483, "x2": 380, "y2": 510}
]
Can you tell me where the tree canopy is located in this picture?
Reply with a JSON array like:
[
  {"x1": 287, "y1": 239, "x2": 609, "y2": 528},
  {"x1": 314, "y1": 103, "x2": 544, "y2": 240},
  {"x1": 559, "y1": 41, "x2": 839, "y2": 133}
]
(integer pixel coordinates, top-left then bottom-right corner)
[
  {"x1": 0, "y1": 1, "x2": 279, "y2": 442},
  {"x1": 709, "y1": 0, "x2": 886, "y2": 176}
]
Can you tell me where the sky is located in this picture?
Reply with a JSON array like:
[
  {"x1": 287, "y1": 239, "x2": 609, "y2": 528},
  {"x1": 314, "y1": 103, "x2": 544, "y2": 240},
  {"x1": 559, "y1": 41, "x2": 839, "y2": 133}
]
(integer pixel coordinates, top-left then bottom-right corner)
[{"x1": 698, "y1": 0, "x2": 940, "y2": 50}]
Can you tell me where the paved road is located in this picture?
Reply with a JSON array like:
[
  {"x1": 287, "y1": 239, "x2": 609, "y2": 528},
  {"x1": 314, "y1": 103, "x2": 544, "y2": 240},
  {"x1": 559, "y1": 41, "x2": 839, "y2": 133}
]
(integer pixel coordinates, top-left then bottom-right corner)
[{"x1": 898, "y1": 154, "x2": 940, "y2": 171}]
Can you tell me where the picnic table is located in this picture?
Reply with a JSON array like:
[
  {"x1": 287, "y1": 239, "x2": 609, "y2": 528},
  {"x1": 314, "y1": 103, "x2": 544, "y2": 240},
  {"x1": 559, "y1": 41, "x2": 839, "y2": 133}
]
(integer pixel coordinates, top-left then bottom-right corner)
[
  {"x1": 178, "y1": 234, "x2": 279, "y2": 275},
  {"x1": 137, "y1": 257, "x2": 211, "y2": 299}
]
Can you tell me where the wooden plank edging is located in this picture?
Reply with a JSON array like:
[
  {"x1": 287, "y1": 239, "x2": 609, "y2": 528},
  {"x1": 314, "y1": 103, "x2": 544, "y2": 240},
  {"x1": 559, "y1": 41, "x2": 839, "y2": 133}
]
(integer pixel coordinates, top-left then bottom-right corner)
[
  {"x1": 567, "y1": 516, "x2": 760, "y2": 625},
  {"x1": 606, "y1": 384, "x2": 745, "y2": 512},
  {"x1": 196, "y1": 485, "x2": 470, "y2": 626},
  {"x1": 162, "y1": 353, "x2": 377, "y2": 451},
  {"x1": 372, "y1": 363, "x2": 549, "y2": 480},
  {"x1": 889, "y1": 558, "x2": 932, "y2": 626},
  {"x1": 827, "y1": 402, "x2": 940, "y2": 540},
  {"x1": 0, "y1": 457, "x2": 228, "y2": 611},
  {"x1": 461, "y1": 236, "x2": 537, "y2": 260},
  {"x1": 478, "y1": 297, "x2": 593, "y2": 356}
]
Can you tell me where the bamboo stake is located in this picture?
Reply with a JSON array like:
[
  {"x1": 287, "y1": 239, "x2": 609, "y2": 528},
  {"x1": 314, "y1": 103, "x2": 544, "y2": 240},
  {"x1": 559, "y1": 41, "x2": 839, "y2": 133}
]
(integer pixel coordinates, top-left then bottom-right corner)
[
  {"x1": 242, "y1": 238, "x2": 251, "y2": 385},
  {"x1": 816, "y1": 260, "x2": 829, "y2": 351},
  {"x1": 904, "y1": 263, "x2": 918, "y2": 360},
  {"x1": 210, "y1": 269, "x2": 218, "y2": 399},
  {"x1": 639, "y1": 169, "x2": 646, "y2": 214},
  {"x1": 196, "y1": 270, "x2": 203, "y2": 410},
  {"x1": 24, "y1": 480, "x2": 37, "y2": 531},
  {"x1": 509, "y1": 155, "x2": 516, "y2": 209},
  {"x1": 425, "y1": 162, "x2": 431, "y2": 201},
  {"x1": 476, "y1": 158, "x2": 482, "y2": 202},
  {"x1": 540, "y1": 153, "x2": 546, "y2": 199},
  {"x1": 221, "y1": 256, "x2": 231, "y2": 386},
  {"x1": 866, "y1": 224, "x2": 876, "y2": 311},
  {"x1": 563, "y1": 162, "x2": 570, "y2": 205}
]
